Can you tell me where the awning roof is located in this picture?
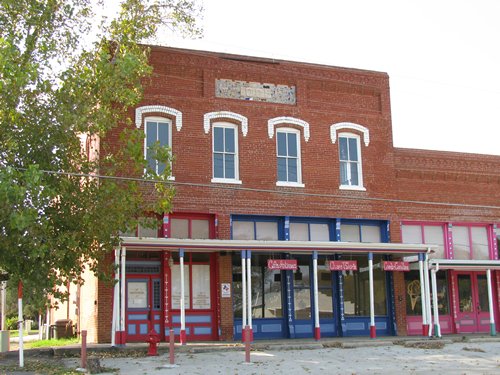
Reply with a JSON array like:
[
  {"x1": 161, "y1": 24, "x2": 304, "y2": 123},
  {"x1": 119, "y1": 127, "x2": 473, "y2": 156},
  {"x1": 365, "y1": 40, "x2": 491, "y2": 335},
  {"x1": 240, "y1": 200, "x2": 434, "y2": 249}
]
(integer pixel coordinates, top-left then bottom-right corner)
[
  {"x1": 120, "y1": 237, "x2": 435, "y2": 256},
  {"x1": 429, "y1": 259, "x2": 500, "y2": 271}
]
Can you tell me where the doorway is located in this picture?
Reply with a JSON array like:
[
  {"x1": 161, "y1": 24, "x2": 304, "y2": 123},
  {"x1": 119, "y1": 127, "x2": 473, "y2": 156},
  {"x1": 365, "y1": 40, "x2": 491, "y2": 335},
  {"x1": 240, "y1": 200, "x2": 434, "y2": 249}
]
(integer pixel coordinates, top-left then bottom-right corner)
[
  {"x1": 454, "y1": 272, "x2": 490, "y2": 333},
  {"x1": 126, "y1": 275, "x2": 163, "y2": 341}
]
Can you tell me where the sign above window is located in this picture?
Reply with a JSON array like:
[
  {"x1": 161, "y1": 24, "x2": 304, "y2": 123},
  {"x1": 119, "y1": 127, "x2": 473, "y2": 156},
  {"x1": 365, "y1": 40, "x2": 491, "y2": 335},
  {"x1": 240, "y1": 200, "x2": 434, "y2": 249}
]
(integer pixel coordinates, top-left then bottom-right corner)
[
  {"x1": 329, "y1": 260, "x2": 358, "y2": 271},
  {"x1": 383, "y1": 261, "x2": 410, "y2": 272},
  {"x1": 267, "y1": 259, "x2": 298, "y2": 270}
]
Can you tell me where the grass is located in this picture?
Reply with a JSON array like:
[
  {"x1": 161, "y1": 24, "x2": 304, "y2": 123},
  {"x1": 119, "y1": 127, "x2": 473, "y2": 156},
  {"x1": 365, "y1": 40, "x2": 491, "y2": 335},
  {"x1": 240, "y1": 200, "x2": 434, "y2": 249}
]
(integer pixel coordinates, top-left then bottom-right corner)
[
  {"x1": 26, "y1": 337, "x2": 80, "y2": 349},
  {"x1": 0, "y1": 358, "x2": 83, "y2": 375}
]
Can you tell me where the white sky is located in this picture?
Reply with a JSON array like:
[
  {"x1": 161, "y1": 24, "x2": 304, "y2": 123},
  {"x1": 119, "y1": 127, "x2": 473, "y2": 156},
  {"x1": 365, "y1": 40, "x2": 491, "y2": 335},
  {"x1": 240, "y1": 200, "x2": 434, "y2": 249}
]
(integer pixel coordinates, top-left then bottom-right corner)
[{"x1": 162, "y1": 0, "x2": 500, "y2": 156}]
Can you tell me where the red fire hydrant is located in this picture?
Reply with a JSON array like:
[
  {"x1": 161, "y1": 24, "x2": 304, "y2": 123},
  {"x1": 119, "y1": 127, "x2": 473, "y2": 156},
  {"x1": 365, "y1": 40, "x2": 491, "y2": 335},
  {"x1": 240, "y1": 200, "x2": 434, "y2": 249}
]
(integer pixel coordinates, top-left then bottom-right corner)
[{"x1": 146, "y1": 329, "x2": 160, "y2": 356}]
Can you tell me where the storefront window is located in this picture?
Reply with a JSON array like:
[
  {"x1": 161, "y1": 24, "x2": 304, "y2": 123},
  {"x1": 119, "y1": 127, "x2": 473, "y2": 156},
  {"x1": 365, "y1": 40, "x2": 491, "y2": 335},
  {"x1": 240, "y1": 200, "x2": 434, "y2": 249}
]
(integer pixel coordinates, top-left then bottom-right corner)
[
  {"x1": 290, "y1": 222, "x2": 330, "y2": 241},
  {"x1": 293, "y1": 255, "x2": 311, "y2": 319},
  {"x1": 170, "y1": 214, "x2": 213, "y2": 239},
  {"x1": 402, "y1": 224, "x2": 445, "y2": 259},
  {"x1": 231, "y1": 254, "x2": 283, "y2": 319},
  {"x1": 343, "y1": 255, "x2": 386, "y2": 316},
  {"x1": 453, "y1": 225, "x2": 490, "y2": 260},
  {"x1": 404, "y1": 270, "x2": 449, "y2": 315},
  {"x1": 317, "y1": 256, "x2": 334, "y2": 319},
  {"x1": 171, "y1": 252, "x2": 211, "y2": 310},
  {"x1": 340, "y1": 224, "x2": 381, "y2": 243},
  {"x1": 232, "y1": 218, "x2": 280, "y2": 240}
]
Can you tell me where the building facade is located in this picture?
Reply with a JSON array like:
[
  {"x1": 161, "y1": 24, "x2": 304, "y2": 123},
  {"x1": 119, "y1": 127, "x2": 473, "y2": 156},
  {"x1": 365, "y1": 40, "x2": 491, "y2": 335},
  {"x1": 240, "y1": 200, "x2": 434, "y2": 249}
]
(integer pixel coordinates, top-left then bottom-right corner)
[{"x1": 74, "y1": 46, "x2": 500, "y2": 343}]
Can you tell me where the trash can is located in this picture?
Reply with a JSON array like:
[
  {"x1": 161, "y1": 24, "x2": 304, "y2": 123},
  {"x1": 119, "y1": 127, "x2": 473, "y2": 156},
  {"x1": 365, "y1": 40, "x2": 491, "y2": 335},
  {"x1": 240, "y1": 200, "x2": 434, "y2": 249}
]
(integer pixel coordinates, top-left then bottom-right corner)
[{"x1": 55, "y1": 319, "x2": 73, "y2": 339}]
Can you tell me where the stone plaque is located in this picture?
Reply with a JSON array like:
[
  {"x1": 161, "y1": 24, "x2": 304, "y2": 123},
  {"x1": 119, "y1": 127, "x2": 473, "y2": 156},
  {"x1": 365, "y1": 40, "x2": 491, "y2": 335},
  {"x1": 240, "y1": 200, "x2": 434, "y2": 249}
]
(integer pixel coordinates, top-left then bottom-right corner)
[{"x1": 216, "y1": 79, "x2": 296, "y2": 104}]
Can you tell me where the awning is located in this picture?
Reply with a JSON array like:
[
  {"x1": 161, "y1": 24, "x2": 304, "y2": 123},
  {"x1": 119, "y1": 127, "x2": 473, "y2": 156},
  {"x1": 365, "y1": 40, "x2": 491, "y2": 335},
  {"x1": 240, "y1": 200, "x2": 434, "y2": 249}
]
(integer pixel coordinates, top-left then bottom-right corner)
[
  {"x1": 120, "y1": 237, "x2": 435, "y2": 256},
  {"x1": 429, "y1": 259, "x2": 500, "y2": 271}
]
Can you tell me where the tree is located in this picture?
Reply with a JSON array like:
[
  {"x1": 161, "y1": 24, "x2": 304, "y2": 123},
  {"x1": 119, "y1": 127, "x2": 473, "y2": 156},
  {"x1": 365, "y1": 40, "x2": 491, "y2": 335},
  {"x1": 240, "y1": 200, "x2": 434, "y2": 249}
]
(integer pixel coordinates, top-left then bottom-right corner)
[{"x1": 0, "y1": 0, "x2": 202, "y2": 305}]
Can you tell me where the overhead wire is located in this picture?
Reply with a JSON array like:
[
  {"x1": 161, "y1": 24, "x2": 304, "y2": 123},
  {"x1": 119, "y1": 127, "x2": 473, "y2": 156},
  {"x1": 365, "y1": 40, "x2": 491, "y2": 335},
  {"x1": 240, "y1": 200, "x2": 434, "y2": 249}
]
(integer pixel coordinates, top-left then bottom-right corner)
[{"x1": 9, "y1": 166, "x2": 500, "y2": 211}]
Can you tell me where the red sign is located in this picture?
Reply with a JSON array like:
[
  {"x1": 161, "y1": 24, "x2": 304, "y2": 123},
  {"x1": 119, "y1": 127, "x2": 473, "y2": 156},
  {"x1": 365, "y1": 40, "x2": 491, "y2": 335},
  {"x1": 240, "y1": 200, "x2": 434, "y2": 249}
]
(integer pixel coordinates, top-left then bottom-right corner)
[
  {"x1": 383, "y1": 261, "x2": 410, "y2": 272},
  {"x1": 267, "y1": 259, "x2": 298, "y2": 270},
  {"x1": 329, "y1": 260, "x2": 358, "y2": 271}
]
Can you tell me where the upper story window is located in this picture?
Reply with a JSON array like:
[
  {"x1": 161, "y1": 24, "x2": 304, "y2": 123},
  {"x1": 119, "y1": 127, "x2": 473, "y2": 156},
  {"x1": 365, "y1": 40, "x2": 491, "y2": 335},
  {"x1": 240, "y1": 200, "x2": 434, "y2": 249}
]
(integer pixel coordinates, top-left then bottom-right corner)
[
  {"x1": 276, "y1": 128, "x2": 303, "y2": 187},
  {"x1": 330, "y1": 122, "x2": 369, "y2": 191},
  {"x1": 452, "y1": 225, "x2": 490, "y2": 260},
  {"x1": 402, "y1": 223, "x2": 446, "y2": 259},
  {"x1": 145, "y1": 117, "x2": 172, "y2": 175},
  {"x1": 204, "y1": 111, "x2": 247, "y2": 185},
  {"x1": 212, "y1": 122, "x2": 241, "y2": 184},
  {"x1": 338, "y1": 133, "x2": 363, "y2": 189}
]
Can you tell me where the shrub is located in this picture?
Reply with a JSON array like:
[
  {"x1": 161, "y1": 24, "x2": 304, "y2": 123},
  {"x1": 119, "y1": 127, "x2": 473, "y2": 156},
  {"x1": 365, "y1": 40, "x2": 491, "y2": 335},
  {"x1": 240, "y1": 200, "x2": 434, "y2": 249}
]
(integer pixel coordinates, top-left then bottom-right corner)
[{"x1": 6, "y1": 316, "x2": 19, "y2": 330}]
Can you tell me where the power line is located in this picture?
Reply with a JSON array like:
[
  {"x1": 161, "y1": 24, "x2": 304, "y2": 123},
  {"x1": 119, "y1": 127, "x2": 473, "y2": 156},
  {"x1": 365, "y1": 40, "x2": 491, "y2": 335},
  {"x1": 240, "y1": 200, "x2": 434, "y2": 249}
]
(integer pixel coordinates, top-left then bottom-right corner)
[{"x1": 10, "y1": 166, "x2": 500, "y2": 211}]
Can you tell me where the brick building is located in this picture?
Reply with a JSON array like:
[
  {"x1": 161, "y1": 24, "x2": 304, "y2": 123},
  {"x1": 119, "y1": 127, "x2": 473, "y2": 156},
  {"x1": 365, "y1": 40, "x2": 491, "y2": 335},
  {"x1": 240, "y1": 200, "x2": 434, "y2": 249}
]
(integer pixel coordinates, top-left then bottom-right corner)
[{"x1": 68, "y1": 46, "x2": 500, "y2": 343}]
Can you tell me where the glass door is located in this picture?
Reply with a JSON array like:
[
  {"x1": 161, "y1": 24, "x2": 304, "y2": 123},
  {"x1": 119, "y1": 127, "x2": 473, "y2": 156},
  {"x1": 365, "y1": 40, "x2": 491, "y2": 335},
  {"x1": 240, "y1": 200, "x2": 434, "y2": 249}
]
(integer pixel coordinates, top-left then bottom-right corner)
[{"x1": 455, "y1": 272, "x2": 490, "y2": 333}]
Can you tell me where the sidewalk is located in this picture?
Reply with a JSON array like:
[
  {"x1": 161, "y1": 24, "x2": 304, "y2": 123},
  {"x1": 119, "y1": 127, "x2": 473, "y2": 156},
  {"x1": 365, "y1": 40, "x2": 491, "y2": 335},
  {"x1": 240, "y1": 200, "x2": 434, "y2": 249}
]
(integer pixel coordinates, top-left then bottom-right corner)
[
  {"x1": 2, "y1": 335, "x2": 500, "y2": 374},
  {"x1": 2, "y1": 333, "x2": 499, "y2": 358}
]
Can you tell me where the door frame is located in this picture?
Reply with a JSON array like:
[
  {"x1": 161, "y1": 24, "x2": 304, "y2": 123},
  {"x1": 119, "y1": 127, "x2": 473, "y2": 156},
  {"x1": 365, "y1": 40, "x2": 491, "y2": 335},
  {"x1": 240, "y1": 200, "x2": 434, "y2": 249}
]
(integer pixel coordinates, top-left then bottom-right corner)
[
  {"x1": 452, "y1": 271, "x2": 490, "y2": 333},
  {"x1": 125, "y1": 275, "x2": 164, "y2": 341}
]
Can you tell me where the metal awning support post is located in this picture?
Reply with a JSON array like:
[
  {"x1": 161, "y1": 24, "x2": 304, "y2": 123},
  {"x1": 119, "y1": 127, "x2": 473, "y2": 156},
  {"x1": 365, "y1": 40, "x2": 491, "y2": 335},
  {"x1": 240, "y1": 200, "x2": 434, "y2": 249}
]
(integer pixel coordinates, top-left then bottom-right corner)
[
  {"x1": 111, "y1": 247, "x2": 119, "y2": 346},
  {"x1": 486, "y1": 269, "x2": 496, "y2": 336},
  {"x1": 18, "y1": 281, "x2": 24, "y2": 368},
  {"x1": 368, "y1": 252, "x2": 376, "y2": 338},
  {"x1": 418, "y1": 253, "x2": 428, "y2": 336},
  {"x1": 246, "y1": 250, "x2": 253, "y2": 342},
  {"x1": 312, "y1": 251, "x2": 320, "y2": 340},
  {"x1": 179, "y1": 248, "x2": 186, "y2": 345},
  {"x1": 241, "y1": 250, "x2": 247, "y2": 342},
  {"x1": 430, "y1": 266, "x2": 441, "y2": 338},
  {"x1": 423, "y1": 253, "x2": 433, "y2": 337},
  {"x1": 119, "y1": 246, "x2": 126, "y2": 345}
]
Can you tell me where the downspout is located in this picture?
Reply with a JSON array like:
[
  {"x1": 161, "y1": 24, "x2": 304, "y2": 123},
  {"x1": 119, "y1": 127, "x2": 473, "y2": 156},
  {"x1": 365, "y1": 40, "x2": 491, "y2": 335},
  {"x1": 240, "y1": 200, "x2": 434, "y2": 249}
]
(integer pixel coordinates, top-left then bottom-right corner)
[
  {"x1": 313, "y1": 251, "x2": 320, "y2": 340},
  {"x1": 418, "y1": 253, "x2": 428, "y2": 336},
  {"x1": 423, "y1": 252, "x2": 432, "y2": 337},
  {"x1": 486, "y1": 269, "x2": 496, "y2": 336},
  {"x1": 431, "y1": 263, "x2": 441, "y2": 337}
]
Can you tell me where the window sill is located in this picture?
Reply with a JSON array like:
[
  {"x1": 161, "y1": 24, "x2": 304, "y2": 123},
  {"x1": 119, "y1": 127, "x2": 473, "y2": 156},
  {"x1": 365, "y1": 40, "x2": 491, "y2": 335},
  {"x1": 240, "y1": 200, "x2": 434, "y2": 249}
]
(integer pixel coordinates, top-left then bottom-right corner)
[
  {"x1": 211, "y1": 178, "x2": 242, "y2": 185},
  {"x1": 276, "y1": 181, "x2": 305, "y2": 188},
  {"x1": 339, "y1": 185, "x2": 366, "y2": 191}
]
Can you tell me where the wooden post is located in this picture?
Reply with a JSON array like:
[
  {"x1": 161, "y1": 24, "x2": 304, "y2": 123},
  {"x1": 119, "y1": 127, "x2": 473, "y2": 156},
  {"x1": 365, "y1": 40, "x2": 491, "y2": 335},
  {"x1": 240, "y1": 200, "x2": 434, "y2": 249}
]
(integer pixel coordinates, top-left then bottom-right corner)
[{"x1": 81, "y1": 330, "x2": 87, "y2": 370}]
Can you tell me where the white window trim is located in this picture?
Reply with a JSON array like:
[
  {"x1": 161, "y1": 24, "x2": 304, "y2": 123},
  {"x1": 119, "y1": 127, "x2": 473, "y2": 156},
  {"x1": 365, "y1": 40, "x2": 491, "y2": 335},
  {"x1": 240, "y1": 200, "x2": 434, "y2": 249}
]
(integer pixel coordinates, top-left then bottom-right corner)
[
  {"x1": 338, "y1": 132, "x2": 364, "y2": 190},
  {"x1": 204, "y1": 111, "x2": 248, "y2": 136},
  {"x1": 268, "y1": 116, "x2": 310, "y2": 142},
  {"x1": 211, "y1": 121, "x2": 242, "y2": 184},
  {"x1": 275, "y1": 127, "x2": 304, "y2": 187},
  {"x1": 330, "y1": 122, "x2": 369, "y2": 146},
  {"x1": 136, "y1": 105, "x2": 182, "y2": 131},
  {"x1": 144, "y1": 116, "x2": 175, "y2": 180}
]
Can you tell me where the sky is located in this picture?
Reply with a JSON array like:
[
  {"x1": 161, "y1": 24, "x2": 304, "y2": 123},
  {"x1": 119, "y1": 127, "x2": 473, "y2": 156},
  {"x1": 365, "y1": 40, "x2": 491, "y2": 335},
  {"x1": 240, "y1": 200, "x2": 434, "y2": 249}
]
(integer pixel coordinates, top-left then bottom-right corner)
[{"x1": 162, "y1": 0, "x2": 500, "y2": 156}]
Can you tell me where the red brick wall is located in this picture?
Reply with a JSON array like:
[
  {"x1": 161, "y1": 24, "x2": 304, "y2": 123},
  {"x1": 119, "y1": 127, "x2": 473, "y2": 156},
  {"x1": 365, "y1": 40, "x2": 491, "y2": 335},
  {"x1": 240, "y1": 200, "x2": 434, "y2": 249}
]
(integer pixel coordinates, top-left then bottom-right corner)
[
  {"x1": 96, "y1": 253, "x2": 114, "y2": 343},
  {"x1": 218, "y1": 253, "x2": 234, "y2": 340},
  {"x1": 393, "y1": 272, "x2": 408, "y2": 336}
]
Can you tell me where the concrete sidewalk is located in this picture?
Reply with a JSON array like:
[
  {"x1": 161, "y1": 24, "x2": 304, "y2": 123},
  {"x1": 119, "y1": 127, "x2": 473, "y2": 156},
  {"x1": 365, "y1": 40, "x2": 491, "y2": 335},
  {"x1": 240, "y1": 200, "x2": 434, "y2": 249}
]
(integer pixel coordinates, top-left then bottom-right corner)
[{"x1": 2, "y1": 333, "x2": 499, "y2": 359}]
